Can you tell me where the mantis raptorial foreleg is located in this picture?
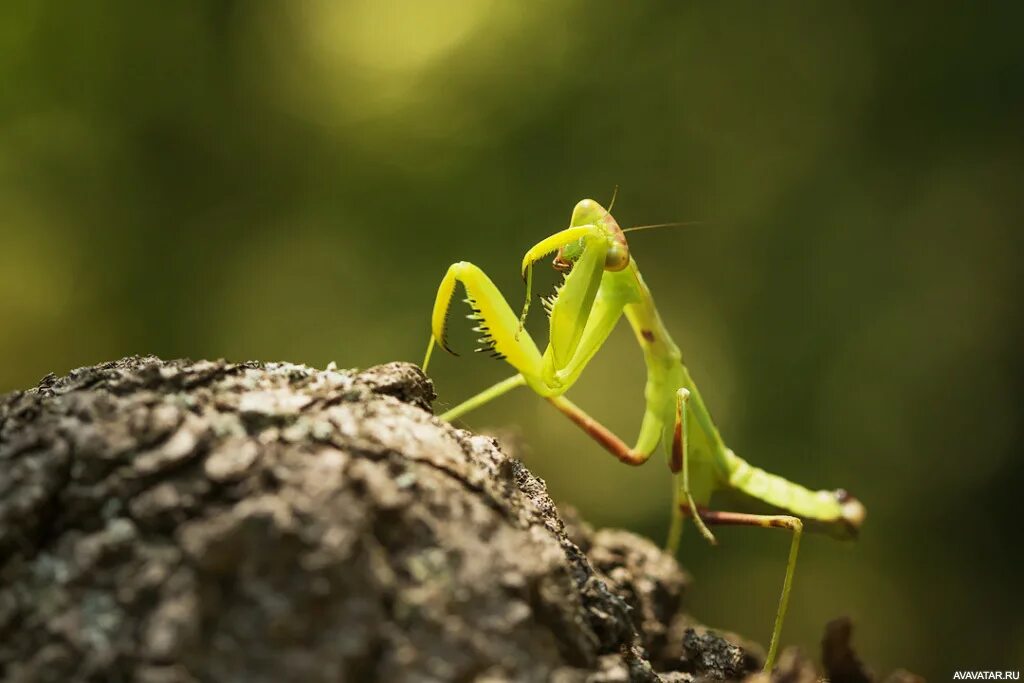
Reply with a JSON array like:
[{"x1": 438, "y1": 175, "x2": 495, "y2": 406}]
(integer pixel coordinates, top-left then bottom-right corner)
[
  {"x1": 423, "y1": 261, "x2": 543, "y2": 378},
  {"x1": 429, "y1": 225, "x2": 624, "y2": 420},
  {"x1": 517, "y1": 225, "x2": 604, "y2": 336}
]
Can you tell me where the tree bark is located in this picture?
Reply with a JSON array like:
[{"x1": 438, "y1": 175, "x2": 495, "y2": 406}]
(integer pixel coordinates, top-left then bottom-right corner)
[{"x1": 0, "y1": 357, "x2": 904, "y2": 683}]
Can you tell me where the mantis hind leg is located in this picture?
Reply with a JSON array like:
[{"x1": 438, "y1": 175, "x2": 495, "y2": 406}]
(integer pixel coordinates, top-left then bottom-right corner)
[{"x1": 679, "y1": 507, "x2": 803, "y2": 673}]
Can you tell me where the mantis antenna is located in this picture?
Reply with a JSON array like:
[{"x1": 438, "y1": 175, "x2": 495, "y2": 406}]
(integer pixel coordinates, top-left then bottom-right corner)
[
  {"x1": 606, "y1": 185, "x2": 619, "y2": 213},
  {"x1": 622, "y1": 220, "x2": 705, "y2": 233}
]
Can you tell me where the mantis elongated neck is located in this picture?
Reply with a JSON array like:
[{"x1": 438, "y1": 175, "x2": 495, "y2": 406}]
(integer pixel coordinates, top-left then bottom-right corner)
[{"x1": 619, "y1": 261, "x2": 728, "y2": 461}]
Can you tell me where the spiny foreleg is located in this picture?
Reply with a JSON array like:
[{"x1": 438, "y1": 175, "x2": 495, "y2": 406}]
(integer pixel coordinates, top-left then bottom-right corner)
[
  {"x1": 423, "y1": 261, "x2": 544, "y2": 376},
  {"x1": 423, "y1": 262, "x2": 547, "y2": 420}
]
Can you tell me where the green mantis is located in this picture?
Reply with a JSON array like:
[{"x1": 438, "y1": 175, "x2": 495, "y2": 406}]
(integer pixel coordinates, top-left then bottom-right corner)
[{"x1": 421, "y1": 199, "x2": 865, "y2": 672}]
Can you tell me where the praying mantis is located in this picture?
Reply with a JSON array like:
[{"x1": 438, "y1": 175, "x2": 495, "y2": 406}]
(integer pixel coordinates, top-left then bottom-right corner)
[{"x1": 421, "y1": 198, "x2": 865, "y2": 672}]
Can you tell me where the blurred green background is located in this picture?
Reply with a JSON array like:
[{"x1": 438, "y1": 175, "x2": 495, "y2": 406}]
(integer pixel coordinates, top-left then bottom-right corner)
[{"x1": 2, "y1": 1, "x2": 1021, "y2": 677}]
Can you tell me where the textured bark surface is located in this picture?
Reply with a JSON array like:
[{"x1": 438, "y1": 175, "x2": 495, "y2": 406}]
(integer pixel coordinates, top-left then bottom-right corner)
[{"x1": 0, "y1": 357, "x2": 900, "y2": 683}]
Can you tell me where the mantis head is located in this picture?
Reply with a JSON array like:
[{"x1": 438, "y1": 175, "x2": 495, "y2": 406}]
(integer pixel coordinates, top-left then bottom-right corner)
[{"x1": 556, "y1": 199, "x2": 631, "y2": 273}]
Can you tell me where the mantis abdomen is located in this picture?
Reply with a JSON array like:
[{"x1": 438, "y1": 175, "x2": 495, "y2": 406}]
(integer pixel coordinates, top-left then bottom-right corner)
[{"x1": 724, "y1": 449, "x2": 863, "y2": 538}]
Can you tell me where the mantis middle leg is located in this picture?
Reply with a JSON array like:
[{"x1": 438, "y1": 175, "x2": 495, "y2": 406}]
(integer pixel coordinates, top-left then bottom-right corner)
[{"x1": 548, "y1": 386, "x2": 715, "y2": 546}]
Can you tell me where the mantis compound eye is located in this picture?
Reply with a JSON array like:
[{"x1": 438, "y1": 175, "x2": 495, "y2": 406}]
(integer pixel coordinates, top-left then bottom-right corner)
[{"x1": 604, "y1": 242, "x2": 630, "y2": 271}]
